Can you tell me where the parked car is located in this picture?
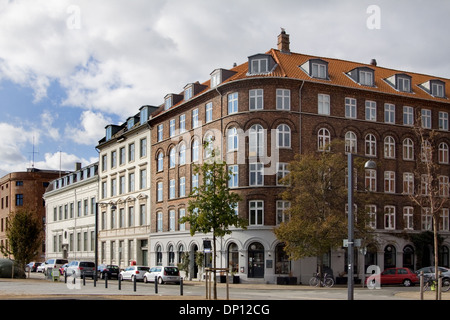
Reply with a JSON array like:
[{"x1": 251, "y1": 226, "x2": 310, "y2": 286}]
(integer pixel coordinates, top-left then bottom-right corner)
[
  {"x1": 36, "y1": 262, "x2": 46, "y2": 273},
  {"x1": 43, "y1": 258, "x2": 68, "y2": 276},
  {"x1": 66, "y1": 261, "x2": 96, "y2": 279},
  {"x1": 366, "y1": 267, "x2": 419, "y2": 287},
  {"x1": 119, "y1": 266, "x2": 149, "y2": 282},
  {"x1": 416, "y1": 266, "x2": 450, "y2": 285},
  {"x1": 59, "y1": 263, "x2": 69, "y2": 275},
  {"x1": 143, "y1": 266, "x2": 181, "y2": 284},
  {"x1": 97, "y1": 264, "x2": 120, "y2": 279},
  {"x1": 25, "y1": 262, "x2": 41, "y2": 272}
]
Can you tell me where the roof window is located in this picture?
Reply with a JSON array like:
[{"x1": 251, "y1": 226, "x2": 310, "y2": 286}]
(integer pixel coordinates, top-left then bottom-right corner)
[
  {"x1": 247, "y1": 54, "x2": 276, "y2": 75},
  {"x1": 346, "y1": 67, "x2": 375, "y2": 87},
  {"x1": 300, "y1": 59, "x2": 329, "y2": 79}
]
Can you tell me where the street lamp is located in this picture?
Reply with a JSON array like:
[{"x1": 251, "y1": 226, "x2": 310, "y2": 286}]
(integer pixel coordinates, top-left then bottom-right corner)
[{"x1": 347, "y1": 153, "x2": 376, "y2": 300}]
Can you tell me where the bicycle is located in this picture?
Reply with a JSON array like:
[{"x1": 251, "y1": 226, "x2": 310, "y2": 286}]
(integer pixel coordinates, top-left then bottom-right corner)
[
  {"x1": 423, "y1": 275, "x2": 450, "y2": 292},
  {"x1": 309, "y1": 273, "x2": 334, "y2": 288}
]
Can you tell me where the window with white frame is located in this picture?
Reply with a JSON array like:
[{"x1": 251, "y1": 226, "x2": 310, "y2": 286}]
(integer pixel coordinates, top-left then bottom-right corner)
[
  {"x1": 179, "y1": 114, "x2": 186, "y2": 133},
  {"x1": 277, "y1": 124, "x2": 291, "y2": 148},
  {"x1": 365, "y1": 101, "x2": 377, "y2": 121},
  {"x1": 227, "y1": 127, "x2": 238, "y2": 152},
  {"x1": 249, "y1": 200, "x2": 264, "y2": 225},
  {"x1": 277, "y1": 163, "x2": 290, "y2": 186},
  {"x1": 157, "y1": 124, "x2": 163, "y2": 142},
  {"x1": 439, "y1": 143, "x2": 449, "y2": 164},
  {"x1": 249, "y1": 124, "x2": 265, "y2": 157},
  {"x1": 179, "y1": 143, "x2": 186, "y2": 165},
  {"x1": 192, "y1": 139, "x2": 199, "y2": 162},
  {"x1": 169, "y1": 148, "x2": 176, "y2": 168},
  {"x1": 440, "y1": 208, "x2": 449, "y2": 231},
  {"x1": 403, "y1": 172, "x2": 414, "y2": 195},
  {"x1": 169, "y1": 179, "x2": 175, "y2": 199},
  {"x1": 228, "y1": 93, "x2": 238, "y2": 114},
  {"x1": 157, "y1": 212, "x2": 163, "y2": 232},
  {"x1": 157, "y1": 181, "x2": 163, "y2": 202},
  {"x1": 365, "y1": 169, "x2": 377, "y2": 192},
  {"x1": 360, "y1": 70, "x2": 374, "y2": 86},
  {"x1": 276, "y1": 201, "x2": 291, "y2": 225},
  {"x1": 345, "y1": 97, "x2": 357, "y2": 119},
  {"x1": 169, "y1": 210, "x2": 176, "y2": 231},
  {"x1": 403, "y1": 106, "x2": 414, "y2": 126},
  {"x1": 205, "y1": 102, "x2": 213, "y2": 123},
  {"x1": 421, "y1": 174, "x2": 430, "y2": 196},
  {"x1": 318, "y1": 128, "x2": 331, "y2": 151},
  {"x1": 432, "y1": 82, "x2": 445, "y2": 98},
  {"x1": 276, "y1": 89, "x2": 290, "y2": 110},
  {"x1": 366, "y1": 205, "x2": 377, "y2": 229},
  {"x1": 384, "y1": 206, "x2": 396, "y2": 230},
  {"x1": 402, "y1": 138, "x2": 414, "y2": 161},
  {"x1": 421, "y1": 208, "x2": 432, "y2": 231},
  {"x1": 384, "y1": 103, "x2": 395, "y2": 124},
  {"x1": 318, "y1": 94, "x2": 330, "y2": 115},
  {"x1": 251, "y1": 58, "x2": 268, "y2": 74},
  {"x1": 312, "y1": 63, "x2": 327, "y2": 79},
  {"x1": 169, "y1": 119, "x2": 176, "y2": 137},
  {"x1": 421, "y1": 140, "x2": 432, "y2": 162},
  {"x1": 365, "y1": 134, "x2": 377, "y2": 157},
  {"x1": 397, "y1": 77, "x2": 411, "y2": 92},
  {"x1": 249, "y1": 89, "x2": 264, "y2": 110},
  {"x1": 345, "y1": 131, "x2": 357, "y2": 153},
  {"x1": 192, "y1": 108, "x2": 199, "y2": 128},
  {"x1": 228, "y1": 165, "x2": 239, "y2": 188},
  {"x1": 191, "y1": 173, "x2": 199, "y2": 193},
  {"x1": 140, "y1": 138, "x2": 147, "y2": 158},
  {"x1": 179, "y1": 176, "x2": 186, "y2": 197},
  {"x1": 403, "y1": 207, "x2": 414, "y2": 230},
  {"x1": 439, "y1": 175, "x2": 449, "y2": 197},
  {"x1": 384, "y1": 136, "x2": 396, "y2": 159},
  {"x1": 179, "y1": 208, "x2": 186, "y2": 231},
  {"x1": 157, "y1": 152, "x2": 164, "y2": 172},
  {"x1": 165, "y1": 96, "x2": 172, "y2": 110},
  {"x1": 184, "y1": 86, "x2": 192, "y2": 101},
  {"x1": 384, "y1": 171, "x2": 395, "y2": 193},
  {"x1": 421, "y1": 109, "x2": 432, "y2": 129},
  {"x1": 439, "y1": 111, "x2": 449, "y2": 131},
  {"x1": 128, "y1": 172, "x2": 135, "y2": 192},
  {"x1": 211, "y1": 71, "x2": 221, "y2": 88},
  {"x1": 249, "y1": 163, "x2": 264, "y2": 186}
]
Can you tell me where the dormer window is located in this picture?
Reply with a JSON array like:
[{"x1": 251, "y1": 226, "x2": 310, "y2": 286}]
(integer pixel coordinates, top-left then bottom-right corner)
[
  {"x1": 164, "y1": 95, "x2": 172, "y2": 110},
  {"x1": 105, "y1": 125, "x2": 121, "y2": 142},
  {"x1": 300, "y1": 59, "x2": 329, "y2": 79},
  {"x1": 184, "y1": 86, "x2": 193, "y2": 100},
  {"x1": 140, "y1": 106, "x2": 149, "y2": 125},
  {"x1": 127, "y1": 117, "x2": 135, "y2": 130},
  {"x1": 385, "y1": 74, "x2": 412, "y2": 93},
  {"x1": 247, "y1": 54, "x2": 276, "y2": 75},
  {"x1": 419, "y1": 79, "x2": 446, "y2": 98},
  {"x1": 211, "y1": 70, "x2": 221, "y2": 88},
  {"x1": 346, "y1": 67, "x2": 375, "y2": 87},
  {"x1": 210, "y1": 68, "x2": 237, "y2": 88}
]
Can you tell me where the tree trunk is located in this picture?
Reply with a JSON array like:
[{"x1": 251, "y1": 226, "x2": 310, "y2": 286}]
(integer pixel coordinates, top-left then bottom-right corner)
[
  {"x1": 213, "y1": 234, "x2": 217, "y2": 300},
  {"x1": 434, "y1": 216, "x2": 439, "y2": 300}
]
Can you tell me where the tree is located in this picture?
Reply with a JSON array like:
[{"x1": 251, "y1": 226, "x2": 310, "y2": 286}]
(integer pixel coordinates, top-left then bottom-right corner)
[
  {"x1": 409, "y1": 120, "x2": 449, "y2": 299},
  {"x1": 180, "y1": 149, "x2": 247, "y2": 299},
  {"x1": 274, "y1": 141, "x2": 375, "y2": 279},
  {"x1": 0, "y1": 208, "x2": 43, "y2": 274}
]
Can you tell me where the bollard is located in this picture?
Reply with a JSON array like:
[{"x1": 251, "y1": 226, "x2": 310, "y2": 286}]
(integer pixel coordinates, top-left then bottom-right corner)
[
  {"x1": 133, "y1": 275, "x2": 137, "y2": 292},
  {"x1": 82, "y1": 273, "x2": 86, "y2": 286},
  {"x1": 94, "y1": 272, "x2": 97, "y2": 287},
  {"x1": 180, "y1": 278, "x2": 183, "y2": 296},
  {"x1": 64, "y1": 272, "x2": 67, "y2": 284},
  {"x1": 155, "y1": 276, "x2": 158, "y2": 294},
  {"x1": 105, "y1": 273, "x2": 108, "y2": 289},
  {"x1": 118, "y1": 275, "x2": 121, "y2": 290}
]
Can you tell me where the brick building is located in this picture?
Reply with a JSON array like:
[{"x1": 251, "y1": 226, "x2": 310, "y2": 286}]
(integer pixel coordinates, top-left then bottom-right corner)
[
  {"x1": 145, "y1": 30, "x2": 449, "y2": 284},
  {"x1": 0, "y1": 168, "x2": 65, "y2": 261}
]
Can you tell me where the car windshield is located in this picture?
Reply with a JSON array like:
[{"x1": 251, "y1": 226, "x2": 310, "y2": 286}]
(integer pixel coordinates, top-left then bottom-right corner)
[{"x1": 164, "y1": 267, "x2": 179, "y2": 275}]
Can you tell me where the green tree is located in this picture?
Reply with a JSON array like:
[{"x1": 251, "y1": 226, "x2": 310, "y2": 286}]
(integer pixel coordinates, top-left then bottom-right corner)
[
  {"x1": 275, "y1": 142, "x2": 375, "y2": 279},
  {"x1": 181, "y1": 150, "x2": 247, "y2": 299},
  {"x1": 1, "y1": 208, "x2": 43, "y2": 274}
]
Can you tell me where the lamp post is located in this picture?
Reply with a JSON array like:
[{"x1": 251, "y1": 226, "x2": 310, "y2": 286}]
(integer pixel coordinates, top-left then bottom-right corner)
[
  {"x1": 95, "y1": 202, "x2": 116, "y2": 287},
  {"x1": 347, "y1": 153, "x2": 376, "y2": 300}
]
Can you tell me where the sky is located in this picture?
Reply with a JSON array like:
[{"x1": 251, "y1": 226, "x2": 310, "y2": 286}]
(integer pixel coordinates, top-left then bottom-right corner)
[{"x1": 0, "y1": 0, "x2": 449, "y2": 177}]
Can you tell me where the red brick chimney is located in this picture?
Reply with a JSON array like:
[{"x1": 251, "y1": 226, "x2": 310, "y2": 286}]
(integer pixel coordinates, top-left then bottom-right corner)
[{"x1": 278, "y1": 28, "x2": 290, "y2": 53}]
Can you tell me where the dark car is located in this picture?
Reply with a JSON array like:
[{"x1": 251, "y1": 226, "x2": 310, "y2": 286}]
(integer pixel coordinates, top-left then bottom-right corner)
[
  {"x1": 25, "y1": 262, "x2": 41, "y2": 272},
  {"x1": 366, "y1": 267, "x2": 419, "y2": 287},
  {"x1": 97, "y1": 264, "x2": 120, "y2": 279}
]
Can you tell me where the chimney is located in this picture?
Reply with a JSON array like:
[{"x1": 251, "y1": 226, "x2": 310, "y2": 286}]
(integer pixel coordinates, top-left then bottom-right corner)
[
  {"x1": 277, "y1": 28, "x2": 290, "y2": 53},
  {"x1": 370, "y1": 59, "x2": 377, "y2": 66},
  {"x1": 75, "y1": 162, "x2": 82, "y2": 171}
]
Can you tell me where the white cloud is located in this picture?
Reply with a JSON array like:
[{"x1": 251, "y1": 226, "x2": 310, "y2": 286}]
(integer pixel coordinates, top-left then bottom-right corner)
[{"x1": 65, "y1": 110, "x2": 111, "y2": 146}]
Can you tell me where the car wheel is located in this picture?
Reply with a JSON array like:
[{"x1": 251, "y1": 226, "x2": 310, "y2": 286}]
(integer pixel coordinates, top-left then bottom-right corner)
[
  {"x1": 119, "y1": 274, "x2": 123, "y2": 281},
  {"x1": 158, "y1": 277, "x2": 164, "y2": 284},
  {"x1": 403, "y1": 279, "x2": 412, "y2": 287},
  {"x1": 144, "y1": 276, "x2": 148, "y2": 283}
]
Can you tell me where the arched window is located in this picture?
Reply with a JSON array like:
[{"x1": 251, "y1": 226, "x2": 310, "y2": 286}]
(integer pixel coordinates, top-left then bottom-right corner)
[
  {"x1": 227, "y1": 127, "x2": 238, "y2": 152},
  {"x1": 365, "y1": 134, "x2": 377, "y2": 157},
  {"x1": 178, "y1": 244, "x2": 185, "y2": 264},
  {"x1": 345, "y1": 131, "x2": 357, "y2": 153},
  {"x1": 384, "y1": 245, "x2": 396, "y2": 269},
  {"x1": 439, "y1": 142, "x2": 449, "y2": 164},
  {"x1": 169, "y1": 147, "x2": 176, "y2": 168},
  {"x1": 275, "y1": 243, "x2": 290, "y2": 274},
  {"x1": 191, "y1": 139, "x2": 199, "y2": 162},
  {"x1": 403, "y1": 245, "x2": 414, "y2": 270},
  {"x1": 249, "y1": 124, "x2": 265, "y2": 157},
  {"x1": 384, "y1": 136, "x2": 396, "y2": 159},
  {"x1": 277, "y1": 124, "x2": 291, "y2": 148},
  {"x1": 168, "y1": 244, "x2": 175, "y2": 266},
  {"x1": 228, "y1": 243, "x2": 239, "y2": 273},
  {"x1": 318, "y1": 128, "x2": 331, "y2": 151},
  {"x1": 157, "y1": 152, "x2": 164, "y2": 172},
  {"x1": 204, "y1": 134, "x2": 214, "y2": 158},
  {"x1": 179, "y1": 143, "x2": 186, "y2": 165},
  {"x1": 156, "y1": 245, "x2": 162, "y2": 266},
  {"x1": 402, "y1": 138, "x2": 414, "y2": 160}
]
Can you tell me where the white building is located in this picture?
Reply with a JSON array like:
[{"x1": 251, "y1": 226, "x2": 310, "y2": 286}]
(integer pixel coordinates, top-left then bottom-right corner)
[
  {"x1": 96, "y1": 106, "x2": 157, "y2": 268},
  {"x1": 43, "y1": 162, "x2": 98, "y2": 261}
]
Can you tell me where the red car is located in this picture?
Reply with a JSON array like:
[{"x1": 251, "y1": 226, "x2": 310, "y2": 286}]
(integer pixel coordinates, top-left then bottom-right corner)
[{"x1": 366, "y1": 267, "x2": 419, "y2": 287}]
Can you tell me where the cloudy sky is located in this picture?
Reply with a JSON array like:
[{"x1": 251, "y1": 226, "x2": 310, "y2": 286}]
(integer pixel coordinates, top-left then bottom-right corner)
[{"x1": 0, "y1": 0, "x2": 449, "y2": 177}]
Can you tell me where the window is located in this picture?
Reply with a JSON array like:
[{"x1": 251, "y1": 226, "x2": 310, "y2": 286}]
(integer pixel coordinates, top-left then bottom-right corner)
[
  {"x1": 169, "y1": 148, "x2": 176, "y2": 168},
  {"x1": 249, "y1": 89, "x2": 264, "y2": 110},
  {"x1": 403, "y1": 138, "x2": 414, "y2": 161},
  {"x1": 439, "y1": 176, "x2": 449, "y2": 197},
  {"x1": 15, "y1": 194, "x2": 23, "y2": 206},
  {"x1": 403, "y1": 172, "x2": 414, "y2": 195},
  {"x1": 360, "y1": 70, "x2": 374, "y2": 86},
  {"x1": 119, "y1": 176, "x2": 125, "y2": 195},
  {"x1": 345, "y1": 131, "x2": 357, "y2": 153},
  {"x1": 128, "y1": 172, "x2": 135, "y2": 192},
  {"x1": 365, "y1": 101, "x2": 377, "y2": 121},
  {"x1": 157, "y1": 152, "x2": 164, "y2": 172},
  {"x1": 384, "y1": 103, "x2": 395, "y2": 124},
  {"x1": 191, "y1": 139, "x2": 199, "y2": 162},
  {"x1": 365, "y1": 169, "x2": 377, "y2": 192},
  {"x1": 365, "y1": 134, "x2": 377, "y2": 157},
  {"x1": 119, "y1": 147, "x2": 125, "y2": 165},
  {"x1": 421, "y1": 109, "x2": 432, "y2": 129},
  {"x1": 422, "y1": 208, "x2": 432, "y2": 231},
  {"x1": 140, "y1": 138, "x2": 147, "y2": 158},
  {"x1": 111, "y1": 151, "x2": 117, "y2": 168},
  {"x1": 439, "y1": 112, "x2": 449, "y2": 131},
  {"x1": 384, "y1": 206, "x2": 396, "y2": 230},
  {"x1": 169, "y1": 179, "x2": 175, "y2": 199},
  {"x1": 204, "y1": 134, "x2": 214, "y2": 159},
  {"x1": 140, "y1": 106, "x2": 149, "y2": 125},
  {"x1": 157, "y1": 182, "x2": 163, "y2": 202},
  {"x1": 277, "y1": 163, "x2": 290, "y2": 186},
  {"x1": 179, "y1": 177, "x2": 186, "y2": 197},
  {"x1": 140, "y1": 169, "x2": 147, "y2": 189},
  {"x1": 251, "y1": 58, "x2": 268, "y2": 74},
  {"x1": 179, "y1": 114, "x2": 186, "y2": 133},
  {"x1": 318, "y1": 94, "x2": 330, "y2": 115},
  {"x1": 228, "y1": 165, "x2": 239, "y2": 188},
  {"x1": 249, "y1": 163, "x2": 264, "y2": 186},
  {"x1": 432, "y1": 82, "x2": 445, "y2": 98},
  {"x1": 102, "y1": 154, "x2": 107, "y2": 171},
  {"x1": 169, "y1": 119, "x2": 176, "y2": 137},
  {"x1": 276, "y1": 201, "x2": 290, "y2": 225},
  {"x1": 345, "y1": 98, "x2": 357, "y2": 118},
  {"x1": 318, "y1": 128, "x2": 331, "y2": 151},
  {"x1": 384, "y1": 171, "x2": 396, "y2": 193},
  {"x1": 205, "y1": 102, "x2": 213, "y2": 123},
  {"x1": 184, "y1": 86, "x2": 192, "y2": 100},
  {"x1": 249, "y1": 200, "x2": 264, "y2": 225},
  {"x1": 192, "y1": 109, "x2": 199, "y2": 128},
  {"x1": 312, "y1": 63, "x2": 327, "y2": 79},
  {"x1": 421, "y1": 140, "x2": 432, "y2": 162},
  {"x1": 439, "y1": 143, "x2": 449, "y2": 164},
  {"x1": 228, "y1": 93, "x2": 238, "y2": 114},
  {"x1": 169, "y1": 210, "x2": 176, "y2": 231},
  {"x1": 403, "y1": 106, "x2": 414, "y2": 126},
  {"x1": 179, "y1": 208, "x2": 186, "y2": 231},
  {"x1": 277, "y1": 124, "x2": 291, "y2": 148},
  {"x1": 276, "y1": 89, "x2": 290, "y2": 110},
  {"x1": 165, "y1": 96, "x2": 172, "y2": 110},
  {"x1": 179, "y1": 143, "x2": 186, "y2": 166},
  {"x1": 249, "y1": 124, "x2": 265, "y2": 157},
  {"x1": 403, "y1": 207, "x2": 414, "y2": 230},
  {"x1": 211, "y1": 71, "x2": 221, "y2": 88},
  {"x1": 128, "y1": 207, "x2": 134, "y2": 227},
  {"x1": 157, "y1": 124, "x2": 163, "y2": 142},
  {"x1": 157, "y1": 212, "x2": 163, "y2": 232},
  {"x1": 397, "y1": 77, "x2": 411, "y2": 92},
  {"x1": 384, "y1": 136, "x2": 396, "y2": 159},
  {"x1": 440, "y1": 208, "x2": 449, "y2": 231},
  {"x1": 227, "y1": 127, "x2": 238, "y2": 152},
  {"x1": 366, "y1": 205, "x2": 377, "y2": 229}
]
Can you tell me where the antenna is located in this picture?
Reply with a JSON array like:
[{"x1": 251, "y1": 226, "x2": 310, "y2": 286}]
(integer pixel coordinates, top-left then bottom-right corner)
[{"x1": 29, "y1": 136, "x2": 39, "y2": 169}]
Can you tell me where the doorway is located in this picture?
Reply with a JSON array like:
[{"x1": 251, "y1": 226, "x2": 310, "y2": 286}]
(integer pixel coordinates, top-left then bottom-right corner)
[{"x1": 248, "y1": 242, "x2": 264, "y2": 278}]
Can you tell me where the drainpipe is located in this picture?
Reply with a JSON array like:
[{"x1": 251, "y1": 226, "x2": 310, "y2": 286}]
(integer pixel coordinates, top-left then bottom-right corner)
[{"x1": 298, "y1": 81, "x2": 305, "y2": 155}]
